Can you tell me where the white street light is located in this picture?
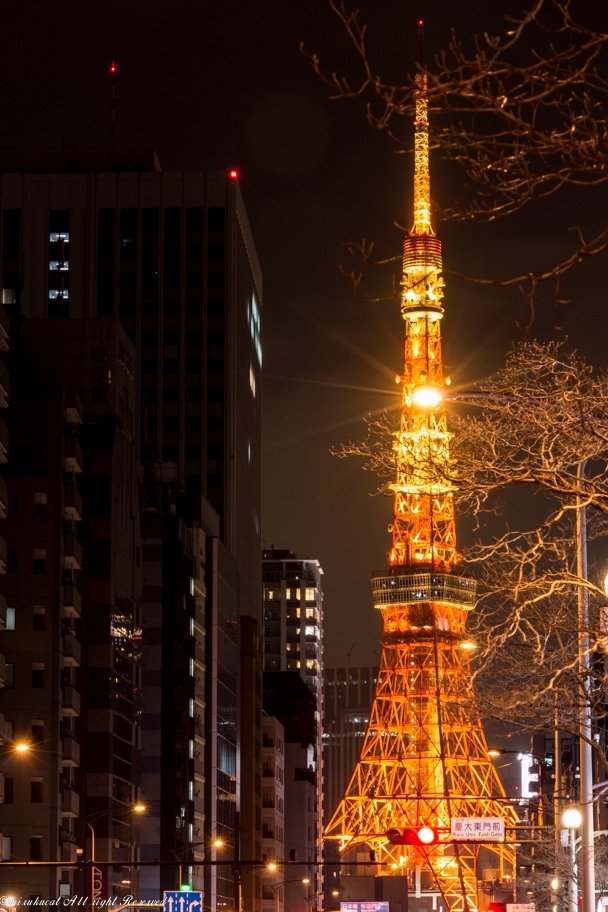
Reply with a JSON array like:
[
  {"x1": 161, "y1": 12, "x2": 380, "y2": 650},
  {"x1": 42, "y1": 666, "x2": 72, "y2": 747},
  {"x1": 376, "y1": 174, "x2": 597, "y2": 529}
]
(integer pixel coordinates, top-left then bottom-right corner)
[{"x1": 562, "y1": 808, "x2": 583, "y2": 829}]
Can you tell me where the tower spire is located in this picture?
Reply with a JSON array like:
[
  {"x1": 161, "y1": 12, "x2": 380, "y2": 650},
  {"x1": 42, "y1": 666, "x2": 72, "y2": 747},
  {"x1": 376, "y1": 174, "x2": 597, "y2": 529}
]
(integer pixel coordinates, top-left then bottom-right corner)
[{"x1": 324, "y1": 26, "x2": 517, "y2": 912}]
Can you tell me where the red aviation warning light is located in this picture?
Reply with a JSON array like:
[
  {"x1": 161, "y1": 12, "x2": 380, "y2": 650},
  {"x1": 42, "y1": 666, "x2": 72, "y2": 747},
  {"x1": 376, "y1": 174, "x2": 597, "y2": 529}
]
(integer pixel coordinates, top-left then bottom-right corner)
[
  {"x1": 386, "y1": 826, "x2": 438, "y2": 846},
  {"x1": 110, "y1": 61, "x2": 117, "y2": 74},
  {"x1": 229, "y1": 169, "x2": 238, "y2": 180}
]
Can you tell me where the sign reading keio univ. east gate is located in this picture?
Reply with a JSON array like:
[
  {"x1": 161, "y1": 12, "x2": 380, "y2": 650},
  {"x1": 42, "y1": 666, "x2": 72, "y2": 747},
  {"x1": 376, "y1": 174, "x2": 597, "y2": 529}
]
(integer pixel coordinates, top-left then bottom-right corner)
[{"x1": 341, "y1": 904, "x2": 390, "y2": 912}]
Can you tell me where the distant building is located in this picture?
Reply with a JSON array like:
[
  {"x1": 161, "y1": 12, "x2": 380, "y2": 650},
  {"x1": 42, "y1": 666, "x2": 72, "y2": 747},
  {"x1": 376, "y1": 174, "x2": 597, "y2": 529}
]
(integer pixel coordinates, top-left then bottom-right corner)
[
  {"x1": 323, "y1": 662, "x2": 378, "y2": 826},
  {"x1": 261, "y1": 549, "x2": 324, "y2": 907},
  {"x1": 0, "y1": 152, "x2": 263, "y2": 907},
  {"x1": 263, "y1": 672, "x2": 322, "y2": 912}
]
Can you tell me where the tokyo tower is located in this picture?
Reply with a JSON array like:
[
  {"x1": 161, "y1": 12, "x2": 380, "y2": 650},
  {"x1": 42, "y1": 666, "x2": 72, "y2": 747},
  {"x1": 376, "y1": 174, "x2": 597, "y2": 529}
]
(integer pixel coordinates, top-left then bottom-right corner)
[{"x1": 324, "y1": 37, "x2": 516, "y2": 912}]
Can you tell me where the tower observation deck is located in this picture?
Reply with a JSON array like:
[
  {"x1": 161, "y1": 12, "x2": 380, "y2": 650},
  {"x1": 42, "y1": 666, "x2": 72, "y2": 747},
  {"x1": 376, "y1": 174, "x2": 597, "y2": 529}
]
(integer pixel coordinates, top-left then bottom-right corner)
[{"x1": 324, "y1": 38, "x2": 516, "y2": 912}]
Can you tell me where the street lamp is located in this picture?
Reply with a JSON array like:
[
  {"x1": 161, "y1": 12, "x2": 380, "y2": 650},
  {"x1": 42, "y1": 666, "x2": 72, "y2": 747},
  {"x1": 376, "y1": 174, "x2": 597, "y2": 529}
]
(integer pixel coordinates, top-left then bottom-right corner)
[
  {"x1": 268, "y1": 876, "x2": 310, "y2": 912},
  {"x1": 85, "y1": 803, "x2": 146, "y2": 905},
  {"x1": 562, "y1": 807, "x2": 582, "y2": 912}
]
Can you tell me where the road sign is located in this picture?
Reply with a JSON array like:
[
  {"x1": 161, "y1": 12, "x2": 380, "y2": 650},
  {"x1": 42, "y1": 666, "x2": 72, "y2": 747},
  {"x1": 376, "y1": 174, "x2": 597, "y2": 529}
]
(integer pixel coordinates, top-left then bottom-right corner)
[
  {"x1": 451, "y1": 817, "x2": 505, "y2": 841},
  {"x1": 163, "y1": 891, "x2": 202, "y2": 912},
  {"x1": 341, "y1": 904, "x2": 390, "y2": 912},
  {"x1": 506, "y1": 904, "x2": 535, "y2": 912}
]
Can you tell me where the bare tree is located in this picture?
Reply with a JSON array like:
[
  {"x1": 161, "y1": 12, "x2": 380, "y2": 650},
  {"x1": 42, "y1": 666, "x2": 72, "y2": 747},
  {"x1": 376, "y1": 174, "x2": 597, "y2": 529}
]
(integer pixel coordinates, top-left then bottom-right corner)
[
  {"x1": 304, "y1": 1, "x2": 608, "y2": 308},
  {"x1": 334, "y1": 341, "x2": 608, "y2": 774}
]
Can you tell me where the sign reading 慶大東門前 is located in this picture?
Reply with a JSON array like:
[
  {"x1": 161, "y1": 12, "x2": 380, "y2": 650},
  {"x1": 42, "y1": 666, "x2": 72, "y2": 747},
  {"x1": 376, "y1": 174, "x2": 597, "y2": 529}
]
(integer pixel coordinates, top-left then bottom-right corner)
[
  {"x1": 341, "y1": 904, "x2": 390, "y2": 912},
  {"x1": 450, "y1": 817, "x2": 505, "y2": 840},
  {"x1": 506, "y1": 904, "x2": 535, "y2": 912},
  {"x1": 163, "y1": 892, "x2": 202, "y2": 912}
]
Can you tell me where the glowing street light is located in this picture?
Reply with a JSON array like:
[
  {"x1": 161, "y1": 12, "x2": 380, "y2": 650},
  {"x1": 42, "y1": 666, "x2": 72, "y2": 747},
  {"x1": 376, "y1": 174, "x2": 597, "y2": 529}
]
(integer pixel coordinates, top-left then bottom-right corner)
[
  {"x1": 562, "y1": 808, "x2": 583, "y2": 829},
  {"x1": 14, "y1": 742, "x2": 30, "y2": 753}
]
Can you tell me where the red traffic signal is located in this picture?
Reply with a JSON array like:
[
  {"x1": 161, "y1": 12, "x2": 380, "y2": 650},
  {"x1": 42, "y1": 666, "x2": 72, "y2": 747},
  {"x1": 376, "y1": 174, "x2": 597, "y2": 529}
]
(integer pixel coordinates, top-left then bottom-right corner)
[{"x1": 386, "y1": 826, "x2": 438, "y2": 846}]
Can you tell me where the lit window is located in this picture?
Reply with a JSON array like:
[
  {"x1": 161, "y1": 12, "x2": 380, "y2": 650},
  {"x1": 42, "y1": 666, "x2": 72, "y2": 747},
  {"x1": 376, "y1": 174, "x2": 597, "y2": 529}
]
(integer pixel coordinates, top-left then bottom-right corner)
[
  {"x1": 189, "y1": 740, "x2": 194, "y2": 759},
  {"x1": 49, "y1": 261, "x2": 69, "y2": 272},
  {"x1": 5, "y1": 607, "x2": 15, "y2": 630},
  {"x1": 49, "y1": 233, "x2": 69, "y2": 242},
  {"x1": 189, "y1": 698, "x2": 194, "y2": 718},
  {"x1": 285, "y1": 589, "x2": 291, "y2": 599},
  {"x1": 305, "y1": 626, "x2": 316, "y2": 636},
  {"x1": 48, "y1": 290, "x2": 69, "y2": 299},
  {"x1": 189, "y1": 659, "x2": 194, "y2": 677},
  {"x1": 305, "y1": 608, "x2": 316, "y2": 619},
  {"x1": 249, "y1": 364, "x2": 256, "y2": 397},
  {"x1": 305, "y1": 588, "x2": 316, "y2": 601}
]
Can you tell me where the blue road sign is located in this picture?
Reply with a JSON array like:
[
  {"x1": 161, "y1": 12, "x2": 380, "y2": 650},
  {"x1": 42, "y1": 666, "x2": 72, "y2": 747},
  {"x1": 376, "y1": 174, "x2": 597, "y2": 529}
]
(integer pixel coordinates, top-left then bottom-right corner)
[{"x1": 163, "y1": 892, "x2": 203, "y2": 912}]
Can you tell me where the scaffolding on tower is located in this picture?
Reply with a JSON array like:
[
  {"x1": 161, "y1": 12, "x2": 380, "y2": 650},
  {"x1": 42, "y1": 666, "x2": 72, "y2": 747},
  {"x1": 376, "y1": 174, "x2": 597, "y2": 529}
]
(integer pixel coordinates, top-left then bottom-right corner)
[{"x1": 324, "y1": 26, "x2": 517, "y2": 912}]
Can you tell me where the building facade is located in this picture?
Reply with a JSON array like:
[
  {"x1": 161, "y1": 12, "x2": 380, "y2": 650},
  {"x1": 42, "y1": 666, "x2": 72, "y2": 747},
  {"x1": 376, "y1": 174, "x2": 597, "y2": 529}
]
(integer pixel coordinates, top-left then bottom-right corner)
[
  {"x1": 0, "y1": 154, "x2": 263, "y2": 905},
  {"x1": 0, "y1": 316, "x2": 142, "y2": 900}
]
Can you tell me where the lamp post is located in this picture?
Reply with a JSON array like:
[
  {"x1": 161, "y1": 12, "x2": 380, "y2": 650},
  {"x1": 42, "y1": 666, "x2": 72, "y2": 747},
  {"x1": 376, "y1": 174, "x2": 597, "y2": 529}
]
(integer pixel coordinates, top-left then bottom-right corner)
[
  {"x1": 268, "y1": 875, "x2": 310, "y2": 912},
  {"x1": 85, "y1": 803, "x2": 146, "y2": 908}
]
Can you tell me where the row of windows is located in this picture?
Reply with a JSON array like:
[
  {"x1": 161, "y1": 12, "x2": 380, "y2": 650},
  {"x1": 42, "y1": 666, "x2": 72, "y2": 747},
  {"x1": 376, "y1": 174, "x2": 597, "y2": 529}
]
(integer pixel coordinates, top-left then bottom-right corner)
[
  {"x1": 4, "y1": 606, "x2": 46, "y2": 631},
  {"x1": 3, "y1": 777, "x2": 44, "y2": 803},
  {"x1": 4, "y1": 663, "x2": 46, "y2": 689},
  {"x1": 6, "y1": 550, "x2": 48, "y2": 575},
  {"x1": 7, "y1": 492, "x2": 47, "y2": 520},
  {"x1": 264, "y1": 587, "x2": 318, "y2": 602}
]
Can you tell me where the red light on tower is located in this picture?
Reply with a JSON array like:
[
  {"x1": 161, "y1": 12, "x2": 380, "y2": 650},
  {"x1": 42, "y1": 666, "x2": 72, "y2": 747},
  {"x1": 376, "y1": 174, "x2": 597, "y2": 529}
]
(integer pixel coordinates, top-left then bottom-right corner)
[
  {"x1": 229, "y1": 169, "x2": 238, "y2": 180},
  {"x1": 110, "y1": 61, "x2": 117, "y2": 74}
]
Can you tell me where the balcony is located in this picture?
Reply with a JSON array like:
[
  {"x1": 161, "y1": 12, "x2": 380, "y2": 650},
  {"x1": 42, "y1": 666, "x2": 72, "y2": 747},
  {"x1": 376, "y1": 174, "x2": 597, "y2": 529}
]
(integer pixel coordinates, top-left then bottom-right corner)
[
  {"x1": 193, "y1": 797, "x2": 205, "y2": 816},
  {"x1": 62, "y1": 786, "x2": 80, "y2": 817},
  {"x1": 0, "y1": 654, "x2": 6, "y2": 688},
  {"x1": 63, "y1": 534, "x2": 82, "y2": 570},
  {"x1": 62, "y1": 584, "x2": 81, "y2": 619},
  {"x1": 64, "y1": 435, "x2": 83, "y2": 473},
  {"x1": 0, "y1": 477, "x2": 7, "y2": 520},
  {"x1": 0, "y1": 594, "x2": 6, "y2": 630},
  {"x1": 0, "y1": 359, "x2": 9, "y2": 409},
  {"x1": 63, "y1": 482, "x2": 82, "y2": 521},
  {"x1": 62, "y1": 685, "x2": 81, "y2": 718},
  {"x1": 62, "y1": 634, "x2": 81, "y2": 668},
  {"x1": 0, "y1": 306, "x2": 9, "y2": 352},
  {"x1": 62, "y1": 736, "x2": 80, "y2": 767},
  {"x1": 65, "y1": 391, "x2": 83, "y2": 426},
  {"x1": 194, "y1": 681, "x2": 205, "y2": 705},
  {"x1": 194, "y1": 758, "x2": 205, "y2": 780},
  {"x1": 0, "y1": 417, "x2": 8, "y2": 463},
  {"x1": 0, "y1": 536, "x2": 6, "y2": 574}
]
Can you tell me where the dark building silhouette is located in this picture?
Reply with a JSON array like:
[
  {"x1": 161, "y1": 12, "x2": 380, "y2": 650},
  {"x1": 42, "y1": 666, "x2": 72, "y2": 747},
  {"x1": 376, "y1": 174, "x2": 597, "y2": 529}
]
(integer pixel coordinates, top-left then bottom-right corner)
[{"x1": 0, "y1": 153, "x2": 263, "y2": 906}]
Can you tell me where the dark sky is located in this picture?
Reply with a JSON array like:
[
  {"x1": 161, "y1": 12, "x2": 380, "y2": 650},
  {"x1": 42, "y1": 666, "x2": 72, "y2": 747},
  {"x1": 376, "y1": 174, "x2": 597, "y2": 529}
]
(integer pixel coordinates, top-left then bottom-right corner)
[{"x1": 3, "y1": 1, "x2": 607, "y2": 666}]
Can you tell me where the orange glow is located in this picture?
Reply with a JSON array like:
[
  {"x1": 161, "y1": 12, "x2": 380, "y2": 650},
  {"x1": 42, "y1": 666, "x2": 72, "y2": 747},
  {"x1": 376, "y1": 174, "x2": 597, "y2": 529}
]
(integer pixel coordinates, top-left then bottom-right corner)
[
  {"x1": 110, "y1": 61, "x2": 117, "y2": 74},
  {"x1": 229, "y1": 170, "x2": 238, "y2": 179},
  {"x1": 15, "y1": 742, "x2": 30, "y2": 753}
]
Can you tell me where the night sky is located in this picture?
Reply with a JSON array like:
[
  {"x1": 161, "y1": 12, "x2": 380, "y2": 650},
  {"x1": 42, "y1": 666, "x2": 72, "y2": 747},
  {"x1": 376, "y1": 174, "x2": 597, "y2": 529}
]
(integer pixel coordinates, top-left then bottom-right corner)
[{"x1": 3, "y1": 1, "x2": 607, "y2": 666}]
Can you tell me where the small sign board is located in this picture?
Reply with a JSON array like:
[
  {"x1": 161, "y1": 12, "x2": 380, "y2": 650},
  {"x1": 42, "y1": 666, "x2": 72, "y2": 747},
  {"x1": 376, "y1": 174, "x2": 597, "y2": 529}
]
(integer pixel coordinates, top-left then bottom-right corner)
[
  {"x1": 163, "y1": 892, "x2": 203, "y2": 912},
  {"x1": 451, "y1": 817, "x2": 505, "y2": 841},
  {"x1": 341, "y1": 904, "x2": 390, "y2": 912},
  {"x1": 506, "y1": 904, "x2": 535, "y2": 912}
]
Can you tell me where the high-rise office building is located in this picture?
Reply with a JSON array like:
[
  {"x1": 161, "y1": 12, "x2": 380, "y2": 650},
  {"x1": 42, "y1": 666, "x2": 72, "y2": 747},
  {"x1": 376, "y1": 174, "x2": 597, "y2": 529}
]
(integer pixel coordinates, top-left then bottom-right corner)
[
  {"x1": 0, "y1": 152, "x2": 263, "y2": 906},
  {"x1": 261, "y1": 551, "x2": 324, "y2": 911}
]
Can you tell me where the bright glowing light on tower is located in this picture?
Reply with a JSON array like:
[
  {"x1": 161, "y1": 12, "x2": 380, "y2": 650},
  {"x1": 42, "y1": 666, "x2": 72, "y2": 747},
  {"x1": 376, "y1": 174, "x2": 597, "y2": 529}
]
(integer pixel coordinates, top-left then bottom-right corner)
[{"x1": 411, "y1": 385, "x2": 442, "y2": 408}]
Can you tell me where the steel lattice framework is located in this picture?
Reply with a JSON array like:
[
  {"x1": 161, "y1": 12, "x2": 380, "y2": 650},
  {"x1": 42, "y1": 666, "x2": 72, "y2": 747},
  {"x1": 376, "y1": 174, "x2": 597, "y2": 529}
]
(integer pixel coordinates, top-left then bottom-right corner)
[{"x1": 324, "y1": 64, "x2": 517, "y2": 912}]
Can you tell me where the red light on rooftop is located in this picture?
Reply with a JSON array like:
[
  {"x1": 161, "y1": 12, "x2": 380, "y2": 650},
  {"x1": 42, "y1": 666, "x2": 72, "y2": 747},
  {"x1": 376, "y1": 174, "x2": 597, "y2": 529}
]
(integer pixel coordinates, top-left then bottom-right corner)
[
  {"x1": 418, "y1": 19, "x2": 424, "y2": 26},
  {"x1": 110, "y1": 61, "x2": 117, "y2": 74},
  {"x1": 229, "y1": 169, "x2": 238, "y2": 180}
]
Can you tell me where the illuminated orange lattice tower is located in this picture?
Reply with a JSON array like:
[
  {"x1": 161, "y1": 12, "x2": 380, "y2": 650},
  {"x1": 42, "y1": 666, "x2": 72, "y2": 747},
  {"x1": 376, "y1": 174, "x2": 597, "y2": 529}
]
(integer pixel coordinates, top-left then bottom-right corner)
[{"x1": 324, "y1": 48, "x2": 516, "y2": 912}]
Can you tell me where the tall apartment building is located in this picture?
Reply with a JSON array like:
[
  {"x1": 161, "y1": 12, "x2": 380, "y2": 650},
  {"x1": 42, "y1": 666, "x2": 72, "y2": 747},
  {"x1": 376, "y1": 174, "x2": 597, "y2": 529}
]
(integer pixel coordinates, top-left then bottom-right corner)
[
  {"x1": 0, "y1": 153, "x2": 263, "y2": 906},
  {"x1": 261, "y1": 551, "x2": 324, "y2": 912},
  {"x1": 0, "y1": 316, "x2": 142, "y2": 900},
  {"x1": 323, "y1": 662, "x2": 378, "y2": 826}
]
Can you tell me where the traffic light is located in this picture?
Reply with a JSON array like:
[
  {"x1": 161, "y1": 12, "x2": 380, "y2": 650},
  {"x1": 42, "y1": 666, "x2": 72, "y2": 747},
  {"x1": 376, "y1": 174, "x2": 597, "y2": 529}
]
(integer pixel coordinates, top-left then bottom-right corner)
[{"x1": 386, "y1": 826, "x2": 438, "y2": 845}]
